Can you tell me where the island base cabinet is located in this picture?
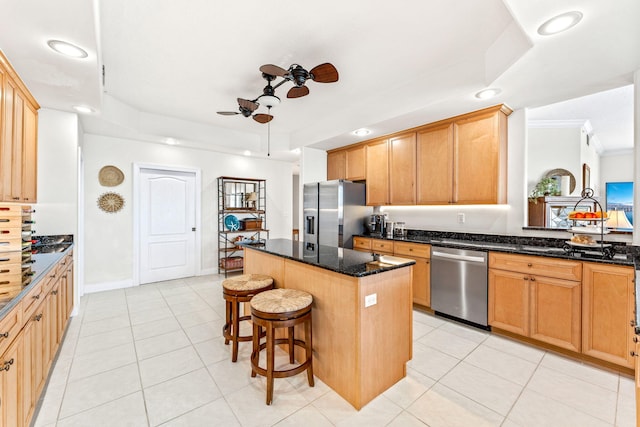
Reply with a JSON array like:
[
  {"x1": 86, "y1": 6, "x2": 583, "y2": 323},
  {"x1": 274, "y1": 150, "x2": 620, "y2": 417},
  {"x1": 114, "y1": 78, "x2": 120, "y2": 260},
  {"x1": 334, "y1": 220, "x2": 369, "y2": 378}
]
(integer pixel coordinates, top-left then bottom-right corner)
[
  {"x1": 635, "y1": 340, "x2": 640, "y2": 426},
  {"x1": 582, "y1": 263, "x2": 635, "y2": 369},
  {"x1": 488, "y1": 269, "x2": 529, "y2": 336},
  {"x1": 530, "y1": 277, "x2": 581, "y2": 352}
]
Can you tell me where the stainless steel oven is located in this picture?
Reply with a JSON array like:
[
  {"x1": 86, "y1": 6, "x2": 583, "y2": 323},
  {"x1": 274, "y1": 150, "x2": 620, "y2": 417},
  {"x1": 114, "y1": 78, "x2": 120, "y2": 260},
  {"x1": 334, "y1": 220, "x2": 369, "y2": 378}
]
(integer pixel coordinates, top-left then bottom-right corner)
[{"x1": 430, "y1": 246, "x2": 488, "y2": 328}]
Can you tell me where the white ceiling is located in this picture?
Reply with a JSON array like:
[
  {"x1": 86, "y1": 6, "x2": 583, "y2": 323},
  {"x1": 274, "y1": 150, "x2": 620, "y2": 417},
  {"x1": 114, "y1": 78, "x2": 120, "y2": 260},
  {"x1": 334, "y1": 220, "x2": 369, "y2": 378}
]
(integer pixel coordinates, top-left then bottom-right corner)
[{"x1": 1, "y1": 0, "x2": 639, "y2": 160}]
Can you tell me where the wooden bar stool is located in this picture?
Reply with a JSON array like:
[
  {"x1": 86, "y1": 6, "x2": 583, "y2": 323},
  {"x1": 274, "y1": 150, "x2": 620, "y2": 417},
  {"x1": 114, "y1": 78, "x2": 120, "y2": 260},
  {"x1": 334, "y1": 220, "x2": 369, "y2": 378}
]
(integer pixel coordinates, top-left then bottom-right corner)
[
  {"x1": 222, "y1": 274, "x2": 274, "y2": 362},
  {"x1": 250, "y1": 288, "x2": 314, "y2": 405}
]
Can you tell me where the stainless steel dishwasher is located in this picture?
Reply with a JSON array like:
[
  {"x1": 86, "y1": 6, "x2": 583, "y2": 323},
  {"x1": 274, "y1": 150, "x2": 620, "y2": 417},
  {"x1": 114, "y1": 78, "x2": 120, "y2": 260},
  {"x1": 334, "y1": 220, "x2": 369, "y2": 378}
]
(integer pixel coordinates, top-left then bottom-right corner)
[{"x1": 430, "y1": 246, "x2": 488, "y2": 328}]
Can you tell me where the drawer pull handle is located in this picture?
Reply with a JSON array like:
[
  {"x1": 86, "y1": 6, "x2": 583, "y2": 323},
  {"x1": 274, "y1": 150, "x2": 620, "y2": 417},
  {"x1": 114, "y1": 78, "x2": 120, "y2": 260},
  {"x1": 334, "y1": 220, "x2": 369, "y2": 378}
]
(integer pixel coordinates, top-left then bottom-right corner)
[
  {"x1": 51, "y1": 290, "x2": 58, "y2": 295},
  {"x1": 527, "y1": 263, "x2": 533, "y2": 267},
  {"x1": 530, "y1": 277, "x2": 536, "y2": 282},
  {"x1": 34, "y1": 314, "x2": 43, "y2": 322},
  {"x1": 631, "y1": 351, "x2": 638, "y2": 357},
  {"x1": 0, "y1": 269, "x2": 8, "y2": 274},
  {"x1": 1, "y1": 358, "x2": 14, "y2": 371},
  {"x1": 0, "y1": 258, "x2": 9, "y2": 262},
  {"x1": 33, "y1": 294, "x2": 40, "y2": 300},
  {"x1": 634, "y1": 336, "x2": 639, "y2": 343},
  {"x1": 631, "y1": 320, "x2": 636, "y2": 327},
  {"x1": 523, "y1": 277, "x2": 529, "y2": 281},
  {"x1": 0, "y1": 332, "x2": 8, "y2": 339}
]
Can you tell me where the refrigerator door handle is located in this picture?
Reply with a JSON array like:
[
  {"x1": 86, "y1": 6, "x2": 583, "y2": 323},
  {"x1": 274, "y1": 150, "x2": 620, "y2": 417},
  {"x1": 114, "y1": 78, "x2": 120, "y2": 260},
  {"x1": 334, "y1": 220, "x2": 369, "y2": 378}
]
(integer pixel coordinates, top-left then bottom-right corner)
[{"x1": 306, "y1": 215, "x2": 316, "y2": 235}]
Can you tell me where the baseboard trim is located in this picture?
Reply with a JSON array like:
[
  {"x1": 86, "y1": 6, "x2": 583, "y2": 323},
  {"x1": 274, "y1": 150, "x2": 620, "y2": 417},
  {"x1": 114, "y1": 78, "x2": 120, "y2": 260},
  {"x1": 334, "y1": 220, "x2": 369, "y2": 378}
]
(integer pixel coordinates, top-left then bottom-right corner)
[{"x1": 83, "y1": 279, "x2": 135, "y2": 294}]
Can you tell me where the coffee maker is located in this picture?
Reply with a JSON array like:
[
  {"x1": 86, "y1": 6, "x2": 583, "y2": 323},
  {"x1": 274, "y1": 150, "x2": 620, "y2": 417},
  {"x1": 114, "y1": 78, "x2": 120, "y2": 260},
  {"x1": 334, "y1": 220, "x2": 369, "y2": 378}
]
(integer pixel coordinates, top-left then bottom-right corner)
[{"x1": 369, "y1": 213, "x2": 387, "y2": 236}]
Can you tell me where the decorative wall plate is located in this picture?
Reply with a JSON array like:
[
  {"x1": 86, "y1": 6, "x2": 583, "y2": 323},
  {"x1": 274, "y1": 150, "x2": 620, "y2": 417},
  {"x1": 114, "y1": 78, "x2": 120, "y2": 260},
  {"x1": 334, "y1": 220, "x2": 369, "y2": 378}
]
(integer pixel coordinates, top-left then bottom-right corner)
[
  {"x1": 98, "y1": 192, "x2": 125, "y2": 213},
  {"x1": 99, "y1": 165, "x2": 125, "y2": 187}
]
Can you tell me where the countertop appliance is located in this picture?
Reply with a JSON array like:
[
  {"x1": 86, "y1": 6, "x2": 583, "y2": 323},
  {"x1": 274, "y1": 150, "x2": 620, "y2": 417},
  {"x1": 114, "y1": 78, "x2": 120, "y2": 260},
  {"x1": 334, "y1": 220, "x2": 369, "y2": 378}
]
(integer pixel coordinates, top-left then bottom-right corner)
[
  {"x1": 303, "y1": 180, "x2": 372, "y2": 249},
  {"x1": 430, "y1": 246, "x2": 489, "y2": 328},
  {"x1": 369, "y1": 213, "x2": 387, "y2": 236}
]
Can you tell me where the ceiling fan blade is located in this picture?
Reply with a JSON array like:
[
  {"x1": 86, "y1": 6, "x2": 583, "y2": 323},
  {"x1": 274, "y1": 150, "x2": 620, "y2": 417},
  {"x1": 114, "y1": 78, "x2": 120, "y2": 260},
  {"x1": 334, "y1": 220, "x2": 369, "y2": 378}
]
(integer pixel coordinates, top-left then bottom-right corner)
[
  {"x1": 253, "y1": 113, "x2": 273, "y2": 124},
  {"x1": 217, "y1": 111, "x2": 240, "y2": 116},
  {"x1": 310, "y1": 63, "x2": 339, "y2": 83},
  {"x1": 259, "y1": 64, "x2": 287, "y2": 77},
  {"x1": 237, "y1": 98, "x2": 258, "y2": 112},
  {"x1": 287, "y1": 85, "x2": 310, "y2": 98}
]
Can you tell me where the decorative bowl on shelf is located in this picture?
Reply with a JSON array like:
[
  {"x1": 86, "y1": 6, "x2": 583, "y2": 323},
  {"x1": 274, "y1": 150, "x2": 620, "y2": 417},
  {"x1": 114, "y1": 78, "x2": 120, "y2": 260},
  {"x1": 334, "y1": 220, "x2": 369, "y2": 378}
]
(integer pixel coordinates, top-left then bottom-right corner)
[{"x1": 224, "y1": 214, "x2": 240, "y2": 231}]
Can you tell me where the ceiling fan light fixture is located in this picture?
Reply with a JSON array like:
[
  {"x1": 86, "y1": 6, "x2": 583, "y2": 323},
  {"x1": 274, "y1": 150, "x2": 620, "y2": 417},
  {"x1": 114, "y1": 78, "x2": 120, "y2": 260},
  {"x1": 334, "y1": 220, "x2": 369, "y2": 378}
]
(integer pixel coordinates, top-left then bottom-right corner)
[
  {"x1": 258, "y1": 94, "x2": 281, "y2": 108},
  {"x1": 475, "y1": 88, "x2": 502, "y2": 100},
  {"x1": 537, "y1": 11, "x2": 583, "y2": 36},
  {"x1": 353, "y1": 128, "x2": 371, "y2": 137},
  {"x1": 47, "y1": 39, "x2": 88, "y2": 58}
]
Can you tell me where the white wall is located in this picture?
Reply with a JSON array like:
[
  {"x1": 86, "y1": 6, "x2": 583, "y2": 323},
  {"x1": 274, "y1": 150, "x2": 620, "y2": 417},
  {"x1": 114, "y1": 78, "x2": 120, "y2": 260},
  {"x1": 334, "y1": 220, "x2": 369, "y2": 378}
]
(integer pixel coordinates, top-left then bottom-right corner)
[
  {"x1": 34, "y1": 109, "x2": 79, "y2": 234},
  {"x1": 82, "y1": 134, "x2": 293, "y2": 288},
  {"x1": 527, "y1": 127, "x2": 582, "y2": 196}
]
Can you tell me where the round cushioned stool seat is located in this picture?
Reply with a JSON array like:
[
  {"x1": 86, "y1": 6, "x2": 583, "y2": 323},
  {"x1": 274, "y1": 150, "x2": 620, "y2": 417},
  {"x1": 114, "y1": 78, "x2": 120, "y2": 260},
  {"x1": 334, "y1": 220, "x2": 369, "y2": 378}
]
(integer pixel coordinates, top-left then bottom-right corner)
[
  {"x1": 250, "y1": 288, "x2": 312, "y2": 314},
  {"x1": 250, "y1": 288, "x2": 314, "y2": 405},
  {"x1": 222, "y1": 274, "x2": 274, "y2": 362},
  {"x1": 223, "y1": 274, "x2": 274, "y2": 292}
]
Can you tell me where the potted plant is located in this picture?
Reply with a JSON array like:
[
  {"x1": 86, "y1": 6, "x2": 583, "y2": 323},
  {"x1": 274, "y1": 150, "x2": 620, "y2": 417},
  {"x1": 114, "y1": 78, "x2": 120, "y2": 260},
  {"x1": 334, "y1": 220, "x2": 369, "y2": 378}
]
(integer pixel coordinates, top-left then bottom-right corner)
[{"x1": 529, "y1": 177, "x2": 560, "y2": 202}]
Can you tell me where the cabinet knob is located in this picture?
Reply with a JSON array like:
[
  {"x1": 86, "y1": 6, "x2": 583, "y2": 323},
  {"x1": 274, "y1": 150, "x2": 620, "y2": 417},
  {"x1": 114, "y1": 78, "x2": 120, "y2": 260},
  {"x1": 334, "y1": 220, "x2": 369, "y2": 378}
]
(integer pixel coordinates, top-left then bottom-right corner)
[
  {"x1": 1, "y1": 358, "x2": 14, "y2": 371},
  {"x1": 33, "y1": 294, "x2": 40, "y2": 300},
  {"x1": 51, "y1": 290, "x2": 58, "y2": 295},
  {"x1": 527, "y1": 263, "x2": 533, "y2": 267},
  {"x1": 523, "y1": 277, "x2": 529, "y2": 281},
  {"x1": 631, "y1": 320, "x2": 637, "y2": 327},
  {"x1": 633, "y1": 336, "x2": 639, "y2": 343},
  {"x1": 530, "y1": 276, "x2": 536, "y2": 282},
  {"x1": 631, "y1": 351, "x2": 638, "y2": 357},
  {"x1": 0, "y1": 332, "x2": 8, "y2": 339}
]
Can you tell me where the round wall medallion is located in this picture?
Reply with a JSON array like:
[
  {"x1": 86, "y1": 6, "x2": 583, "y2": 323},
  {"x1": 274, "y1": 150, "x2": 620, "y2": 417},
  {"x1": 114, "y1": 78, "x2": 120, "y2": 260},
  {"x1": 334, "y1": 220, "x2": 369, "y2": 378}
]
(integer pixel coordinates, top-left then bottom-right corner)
[
  {"x1": 98, "y1": 192, "x2": 125, "y2": 213},
  {"x1": 99, "y1": 165, "x2": 125, "y2": 187}
]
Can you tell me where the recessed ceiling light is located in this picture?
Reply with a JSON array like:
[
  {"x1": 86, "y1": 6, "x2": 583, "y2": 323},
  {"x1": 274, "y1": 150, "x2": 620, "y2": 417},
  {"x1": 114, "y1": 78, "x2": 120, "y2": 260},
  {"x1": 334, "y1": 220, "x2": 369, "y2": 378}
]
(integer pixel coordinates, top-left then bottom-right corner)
[
  {"x1": 537, "y1": 11, "x2": 583, "y2": 36},
  {"x1": 165, "y1": 138, "x2": 178, "y2": 145},
  {"x1": 47, "y1": 40, "x2": 88, "y2": 58},
  {"x1": 474, "y1": 88, "x2": 502, "y2": 99},
  {"x1": 353, "y1": 128, "x2": 371, "y2": 137},
  {"x1": 243, "y1": 150, "x2": 252, "y2": 156},
  {"x1": 72, "y1": 105, "x2": 94, "y2": 114}
]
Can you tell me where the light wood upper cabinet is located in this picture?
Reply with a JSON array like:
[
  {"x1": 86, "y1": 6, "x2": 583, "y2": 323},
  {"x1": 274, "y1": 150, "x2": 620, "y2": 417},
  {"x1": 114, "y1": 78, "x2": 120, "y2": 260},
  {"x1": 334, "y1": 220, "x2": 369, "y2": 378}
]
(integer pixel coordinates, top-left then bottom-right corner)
[
  {"x1": 417, "y1": 123, "x2": 453, "y2": 204},
  {"x1": 454, "y1": 107, "x2": 509, "y2": 204},
  {"x1": 345, "y1": 146, "x2": 365, "y2": 181},
  {"x1": 582, "y1": 262, "x2": 635, "y2": 368},
  {"x1": 327, "y1": 145, "x2": 366, "y2": 182},
  {"x1": 389, "y1": 132, "x2": 416, "y2": 205},
  {"x1": 327, "y1": 150, "x2": 346, "y2": 180},
  {"x1": 365, "y1": 139, "x2": 389, "y2": 205},
  {"x1": 0, "y1": 51, "x2": 39, "y2": 204}
]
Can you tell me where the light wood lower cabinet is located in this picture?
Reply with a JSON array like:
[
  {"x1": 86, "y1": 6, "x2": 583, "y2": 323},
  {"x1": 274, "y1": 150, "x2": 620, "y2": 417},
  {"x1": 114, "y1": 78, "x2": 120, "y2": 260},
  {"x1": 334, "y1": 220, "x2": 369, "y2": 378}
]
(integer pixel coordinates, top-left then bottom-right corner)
[
  {"x1": 394, "y1": 241, "x2": 430, "y2": 308},
  {"x1": 489, "y1": 253, "x2": 582, "y2": 352},
  {"x1": 582, "y1": 262, "x2": 635, "y2": 369},
  {"x1": 635, "y1": 340, "x2": 640, "y2": 426},
  {"x1": 0, "y1": 250, "x2": 73, "y2": 427}
]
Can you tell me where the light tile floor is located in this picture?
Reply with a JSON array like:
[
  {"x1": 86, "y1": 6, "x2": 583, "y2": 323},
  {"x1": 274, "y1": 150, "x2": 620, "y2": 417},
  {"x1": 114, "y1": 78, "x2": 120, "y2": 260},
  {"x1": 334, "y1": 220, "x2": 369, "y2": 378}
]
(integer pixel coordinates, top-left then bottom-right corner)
[{"x1": 34, "y1": 274, "x2": 636, "y2": 427}]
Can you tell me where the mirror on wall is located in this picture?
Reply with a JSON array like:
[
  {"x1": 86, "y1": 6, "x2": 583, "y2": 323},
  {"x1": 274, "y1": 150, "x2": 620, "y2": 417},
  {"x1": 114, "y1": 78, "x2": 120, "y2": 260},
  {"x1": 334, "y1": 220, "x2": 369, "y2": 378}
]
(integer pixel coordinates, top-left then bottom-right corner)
[{"x1": 526, "y1": 85, "x2": 634, "y2": 229}]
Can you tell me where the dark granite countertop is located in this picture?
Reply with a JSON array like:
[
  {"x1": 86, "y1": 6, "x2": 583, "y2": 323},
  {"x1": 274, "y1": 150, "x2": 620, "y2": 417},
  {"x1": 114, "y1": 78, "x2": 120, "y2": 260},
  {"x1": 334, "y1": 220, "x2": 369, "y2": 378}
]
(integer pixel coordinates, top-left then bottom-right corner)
[
  {"x1": 358, "y1": 233, "x2": 636, "y2": 267},
  {"x1": 242, "y1": 238, "x2": 415, "y2": 277},
  {"x1": 0, "y1": 245, "x2": 73, "y2": 318}
]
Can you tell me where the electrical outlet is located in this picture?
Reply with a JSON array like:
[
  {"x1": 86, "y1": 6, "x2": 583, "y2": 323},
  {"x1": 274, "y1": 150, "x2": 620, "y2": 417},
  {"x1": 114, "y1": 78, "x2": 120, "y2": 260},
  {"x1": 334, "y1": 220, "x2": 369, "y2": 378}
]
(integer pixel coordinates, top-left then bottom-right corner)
[
  {"x1": 457, "y1": 213, "x2": 465, "y2": 224},
  {"x1": 365, "y1": 293, "x2": 377, "y2": 307}
]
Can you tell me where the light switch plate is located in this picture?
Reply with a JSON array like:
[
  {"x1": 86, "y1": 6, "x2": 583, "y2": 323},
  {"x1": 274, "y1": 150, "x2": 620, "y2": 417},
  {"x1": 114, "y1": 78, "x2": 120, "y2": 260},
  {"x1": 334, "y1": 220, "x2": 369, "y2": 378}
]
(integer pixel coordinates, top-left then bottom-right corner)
[
  {"x1": 457, "y1": 213, "x2": 465, "y2": 224},
  {"x1": 365, "y1": 293, "x2": 377, "y2": 307}
]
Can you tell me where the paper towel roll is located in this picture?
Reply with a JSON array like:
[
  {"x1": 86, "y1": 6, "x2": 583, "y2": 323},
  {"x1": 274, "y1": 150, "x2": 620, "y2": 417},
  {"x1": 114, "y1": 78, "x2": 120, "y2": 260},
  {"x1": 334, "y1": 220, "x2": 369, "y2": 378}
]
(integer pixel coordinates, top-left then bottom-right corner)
[{"x1": 560, "y1": 175, "x2": 571, "y2": 196}]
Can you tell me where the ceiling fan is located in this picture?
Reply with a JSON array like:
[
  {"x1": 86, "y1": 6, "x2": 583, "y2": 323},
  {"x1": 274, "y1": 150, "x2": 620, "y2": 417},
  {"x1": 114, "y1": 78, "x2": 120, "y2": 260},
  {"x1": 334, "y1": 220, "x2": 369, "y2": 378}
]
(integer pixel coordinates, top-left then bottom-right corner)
[
  {"x1": 259, "y1": 63, "x2": 339, "y2": 98},
  {"x1": 217, "y1": 62, "x2": 339, "y2": 124}
]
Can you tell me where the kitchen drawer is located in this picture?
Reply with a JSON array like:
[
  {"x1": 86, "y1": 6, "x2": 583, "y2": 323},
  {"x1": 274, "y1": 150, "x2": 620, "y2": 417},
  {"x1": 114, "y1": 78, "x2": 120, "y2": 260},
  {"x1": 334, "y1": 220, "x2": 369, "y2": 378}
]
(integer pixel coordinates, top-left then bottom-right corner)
[
  {"x1": 353, "y1": 237, "x2": 371, "y2": 251},
  {"x1": 489, "y1": 252, "x2": 581, "y2": 281},
  {"x1": 0, "y1": 205, "x2": 28, "y2": 218},
  {"x1": 0, "y1": 301, "x2": 22, "y2": 355},
  {"x1": 22, "y1": 280, "x2": 46, "y2": 320},
  {"x1": 0, "y1": 252, "x2": 22, "y2": 265},
  {"x1": 0, "y1": 217, "x2": 24, "y2": 228},
  {"x1": 394, "y1": 241, "x2": 430, "y2": 259},
  {"x1": 0, "y1": 236, "x2": 24, "y2": 252},
  {"x1": 371, "y1": 239, "x2": 394, "y2": 254},
  {"x1": 0, "y1": 263, "x2": 21, "y2": 277}
]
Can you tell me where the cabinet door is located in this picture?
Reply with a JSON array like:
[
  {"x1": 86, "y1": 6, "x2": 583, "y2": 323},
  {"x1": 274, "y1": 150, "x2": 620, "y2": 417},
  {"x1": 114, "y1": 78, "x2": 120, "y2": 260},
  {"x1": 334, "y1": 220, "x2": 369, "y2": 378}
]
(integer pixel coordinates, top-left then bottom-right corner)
[
  {"x1": 389, "y1": 133, "x2": 416, "y2": 205},
  {"x1": 635, "y1": 340, "x2": 640, "y2": 427},
  {"x1": 0, "y1": 333, "x2": 21, "y2": 427},
  {"x1": 365, "y1": 139, "x2": 389, "y2": 206},
  {"x1": 21, "y1": 315, "x2": 36, "y2": 426},
  {"x1": 488, "y1": 269, "x2": 529, "y2": 336},
  {"x1": 1, "y1": 78, "x2": 16, "y2": 202},
  {"x1": 404, "y1": 255, "x2": 430, "y2": 307},
  {"x1": 21, "y1": 102, "x2": 37, "y2": 203},
  {"x1": 582, "y1": 263, "x2": 635, "y2": 368},
  {"x1": 345, "y1": 146, "x2": 365, "y2": 181},
  {"x1": 10, "y1": 90, "x2": 25, "y2": 202},
  {"x1": 64, "y1": 261, "x2": 74, "y2": 319},
  {"x1": 327, "y1": 150, "x2": 346, "y2": 180},
  {"x1": 417, "y1": 124, "x2": 453, "y2": 204},
  {"x1": 453, "y1": 109, "x2": 507, "y2": 204},
  {"x1": 530, "y1": 276, "x2": 581, "y2": 352}
]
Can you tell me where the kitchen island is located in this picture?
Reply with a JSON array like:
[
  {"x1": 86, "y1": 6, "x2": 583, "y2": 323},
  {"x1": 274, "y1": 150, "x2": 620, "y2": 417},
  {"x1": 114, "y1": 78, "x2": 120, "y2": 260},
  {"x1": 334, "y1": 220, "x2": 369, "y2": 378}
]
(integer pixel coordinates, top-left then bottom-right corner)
[{"x1": 243, "y1": 239, "x2": 415, "y2": 410}]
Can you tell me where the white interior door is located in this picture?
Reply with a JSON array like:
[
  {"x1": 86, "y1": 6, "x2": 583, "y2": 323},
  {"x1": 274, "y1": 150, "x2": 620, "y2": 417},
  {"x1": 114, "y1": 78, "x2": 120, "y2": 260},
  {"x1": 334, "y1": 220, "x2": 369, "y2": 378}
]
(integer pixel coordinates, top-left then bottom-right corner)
[{"x1": 139, "y1": 168, "x2": 196, "y2": 284}]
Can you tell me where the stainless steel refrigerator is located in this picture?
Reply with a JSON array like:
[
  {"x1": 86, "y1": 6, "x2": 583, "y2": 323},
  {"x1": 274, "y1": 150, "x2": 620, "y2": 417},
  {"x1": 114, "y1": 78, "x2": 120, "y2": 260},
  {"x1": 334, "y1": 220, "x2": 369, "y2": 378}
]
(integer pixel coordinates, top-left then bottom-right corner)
[{"x1": 303, "y1": 180, "x2": 371, "y2": 249}]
